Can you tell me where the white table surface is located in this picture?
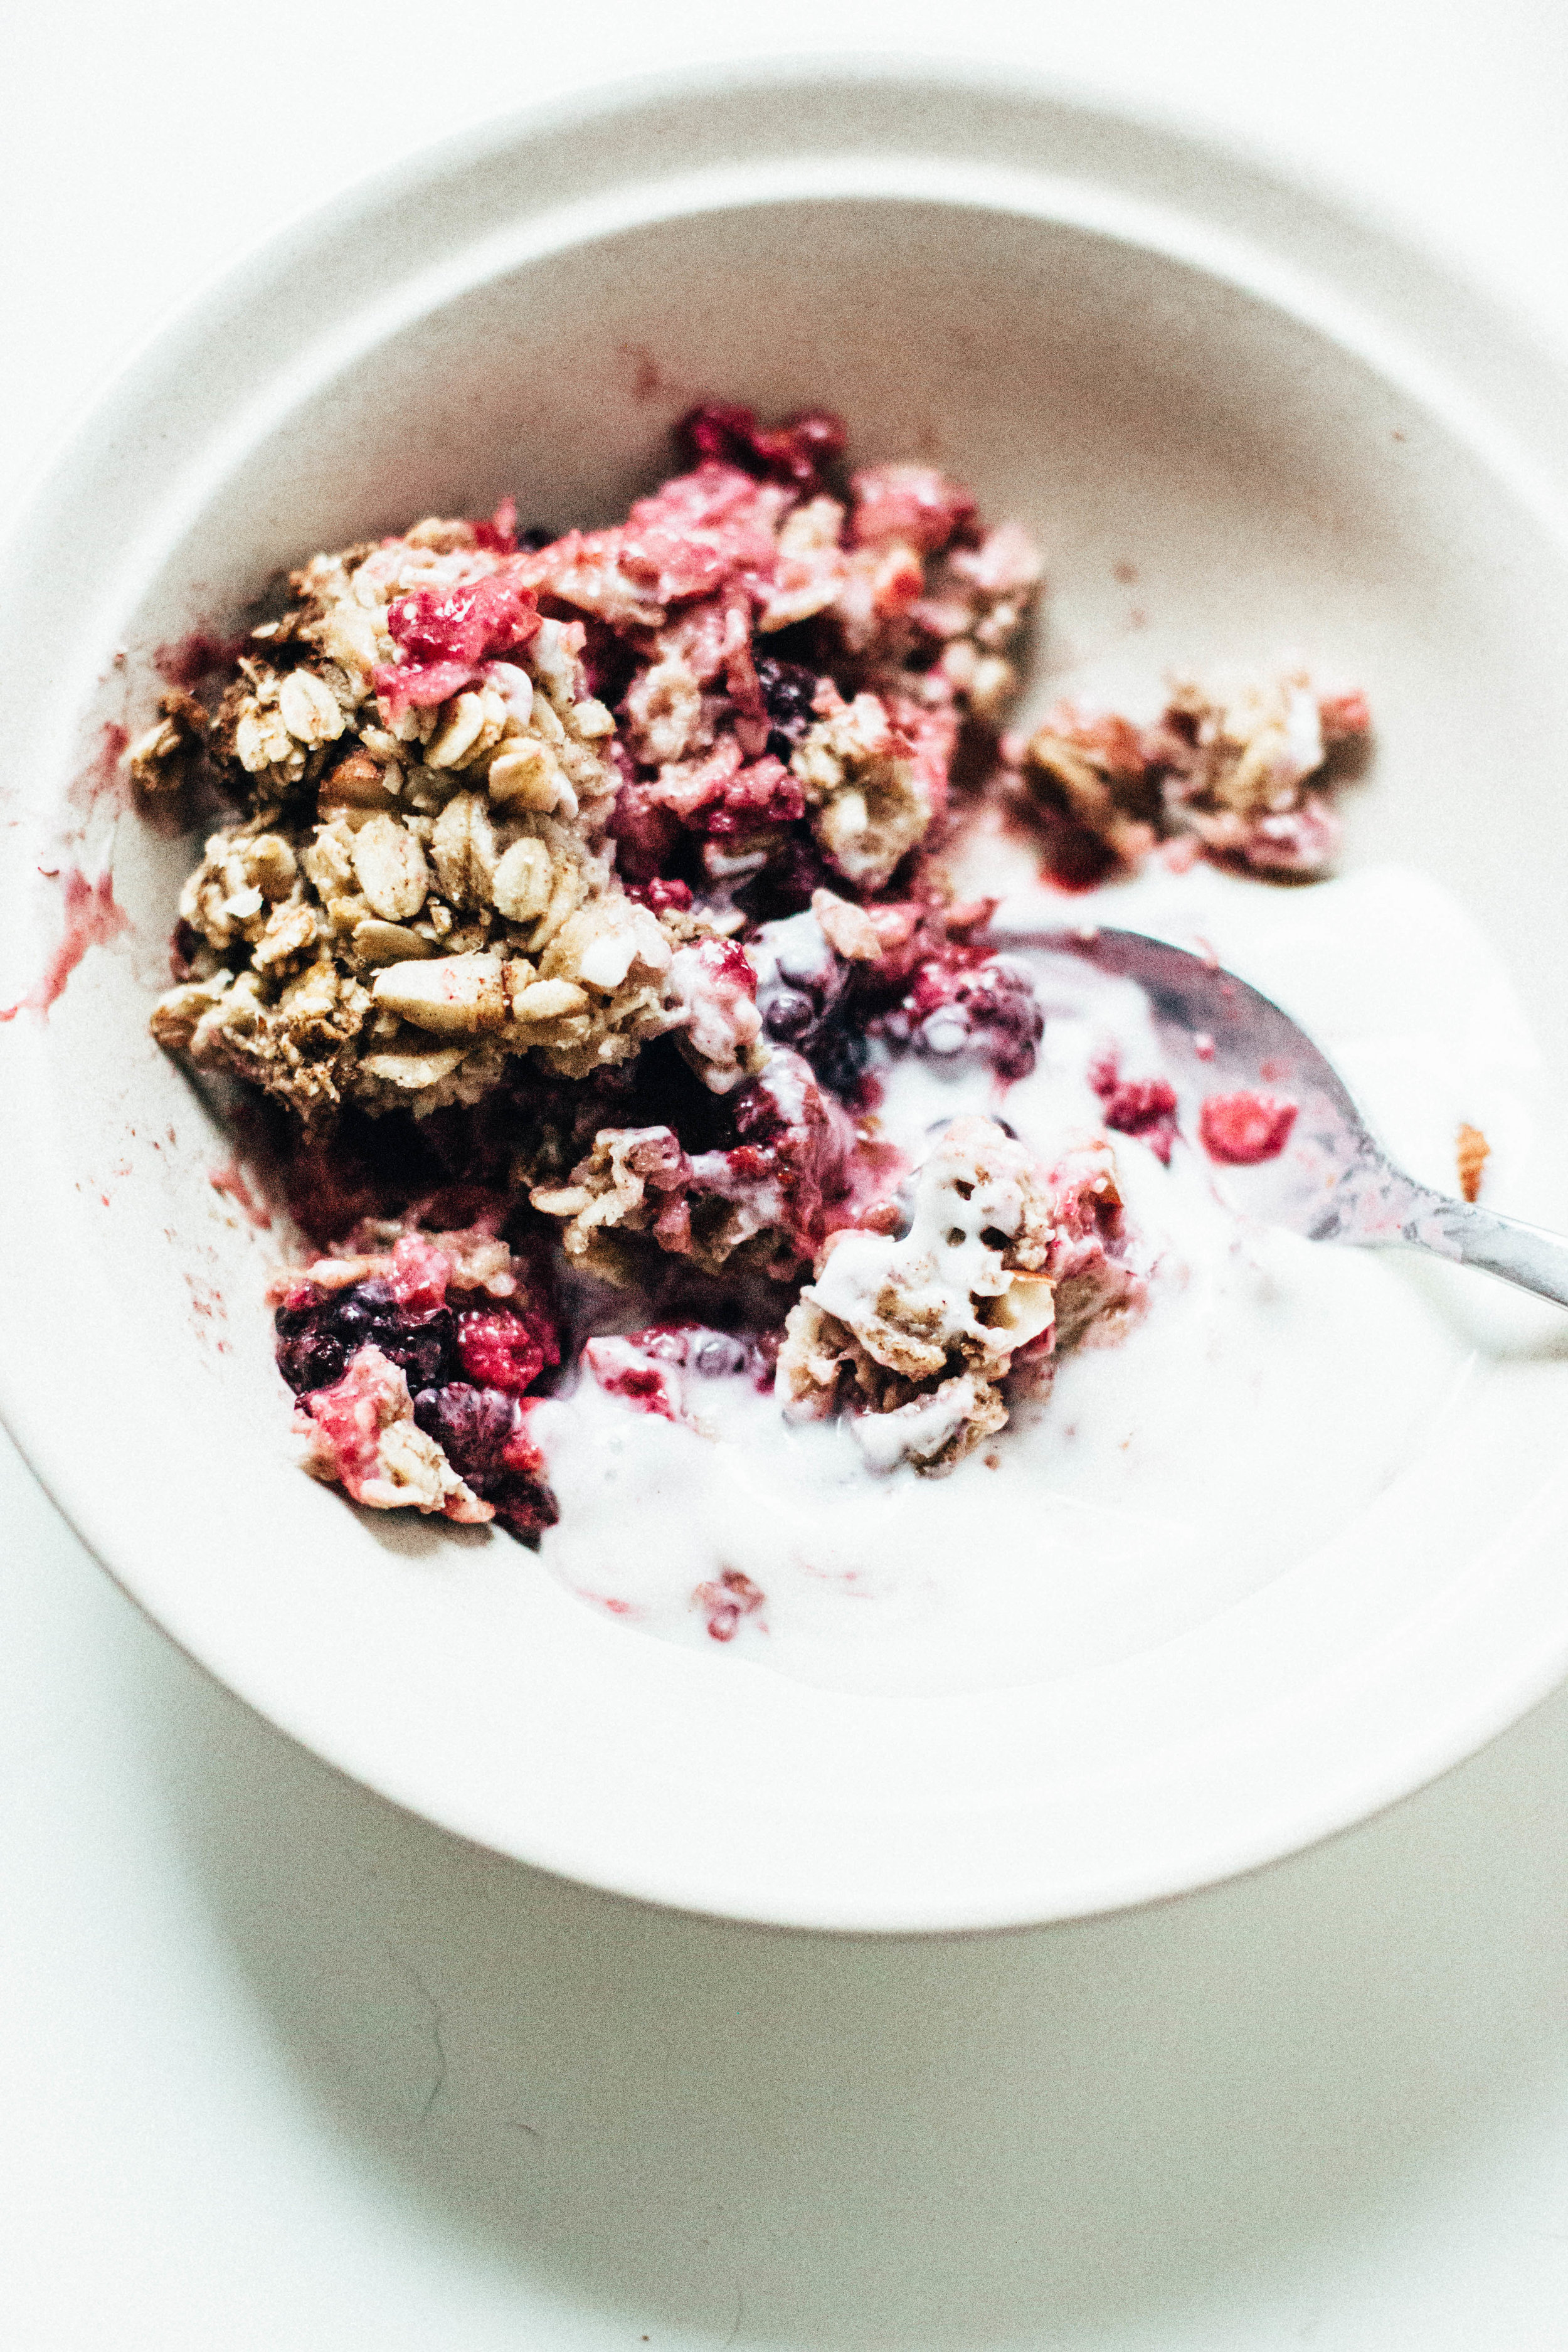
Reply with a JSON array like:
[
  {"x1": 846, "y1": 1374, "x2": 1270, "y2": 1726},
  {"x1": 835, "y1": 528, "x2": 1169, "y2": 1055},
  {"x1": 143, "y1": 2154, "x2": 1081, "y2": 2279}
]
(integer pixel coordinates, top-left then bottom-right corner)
[{"x1": 6, "y1": 6, "x2": 1568, "y2": 2344}]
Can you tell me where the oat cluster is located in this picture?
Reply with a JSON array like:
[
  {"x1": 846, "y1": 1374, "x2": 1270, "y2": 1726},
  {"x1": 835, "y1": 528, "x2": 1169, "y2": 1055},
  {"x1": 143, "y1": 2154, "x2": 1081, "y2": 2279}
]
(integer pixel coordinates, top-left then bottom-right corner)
[
  {"x1": 1013, "y1": 670, "x2": 1370, "y2": 882},
  {"x1": 777, "y1": 1116, "x2": 1143, "y2": 1475},
  {"x1": 144, "y1": 425, "x2": 1041, "y2": 1137},
  {"x1": 142, "y1": 536, "x2": 730, "y2": 1119}
]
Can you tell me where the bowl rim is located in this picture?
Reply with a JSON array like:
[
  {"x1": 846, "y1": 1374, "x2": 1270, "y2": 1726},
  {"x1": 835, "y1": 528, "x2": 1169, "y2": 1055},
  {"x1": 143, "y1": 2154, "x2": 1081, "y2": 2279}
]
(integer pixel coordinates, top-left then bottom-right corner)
[{"x1": 5, "y1": 53, "x2": 1568, "y2": 1934}]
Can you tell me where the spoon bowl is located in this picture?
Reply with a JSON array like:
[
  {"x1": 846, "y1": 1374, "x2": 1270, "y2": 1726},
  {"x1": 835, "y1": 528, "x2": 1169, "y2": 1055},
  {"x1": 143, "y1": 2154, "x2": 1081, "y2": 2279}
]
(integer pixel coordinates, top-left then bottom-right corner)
[{"x1": 1063, "y1": 925, "x2": 1568, "y2": 1308}]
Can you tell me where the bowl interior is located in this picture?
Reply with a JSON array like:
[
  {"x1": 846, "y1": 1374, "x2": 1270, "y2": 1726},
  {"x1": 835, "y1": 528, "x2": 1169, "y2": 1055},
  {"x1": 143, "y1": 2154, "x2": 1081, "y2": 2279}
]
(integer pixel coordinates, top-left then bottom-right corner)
[{"x1": 6, "y1": 118, "x2": 1568, "y2": 1928}]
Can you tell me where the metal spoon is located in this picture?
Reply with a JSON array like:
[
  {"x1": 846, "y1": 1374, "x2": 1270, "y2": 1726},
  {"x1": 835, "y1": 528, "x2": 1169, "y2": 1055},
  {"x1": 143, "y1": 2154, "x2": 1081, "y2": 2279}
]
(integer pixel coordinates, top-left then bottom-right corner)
[{"x1": 1056, "y1": 924, "x2": 1568, "y2": 1310}]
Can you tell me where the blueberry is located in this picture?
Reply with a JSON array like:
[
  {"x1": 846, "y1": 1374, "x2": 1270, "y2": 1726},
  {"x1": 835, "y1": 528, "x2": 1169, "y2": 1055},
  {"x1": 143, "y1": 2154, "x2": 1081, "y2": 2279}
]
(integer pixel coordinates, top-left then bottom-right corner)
[
  {"x1": 379, "y1": 1307, "x2": 455, "y2": 1391},
  {"x1": 413, "y1": 1383, "x2": 517, "y2": 1488},
  {"x1": 755, "y1": 655, "x2": 820, "y2": 753},
  {"x1": 273, "y1": 1275, "x2": 457, "y2": 1397},
  {"x1": 691, "y1": 1333, "x2": 748, "y2": 1378},
  {"x1": 763, "y1": 988, "x2": 815, "y2": 1040},
  {"x1": 276, "y1": 1323, "x2": 348, "y2": 1395}
]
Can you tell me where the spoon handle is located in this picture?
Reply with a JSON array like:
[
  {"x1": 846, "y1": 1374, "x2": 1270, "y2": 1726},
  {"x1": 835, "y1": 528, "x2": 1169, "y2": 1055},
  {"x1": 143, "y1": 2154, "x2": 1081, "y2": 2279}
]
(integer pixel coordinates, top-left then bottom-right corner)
[{"x1": 1414, "y1": 1194, "x2": 1568, "y2": 1310}]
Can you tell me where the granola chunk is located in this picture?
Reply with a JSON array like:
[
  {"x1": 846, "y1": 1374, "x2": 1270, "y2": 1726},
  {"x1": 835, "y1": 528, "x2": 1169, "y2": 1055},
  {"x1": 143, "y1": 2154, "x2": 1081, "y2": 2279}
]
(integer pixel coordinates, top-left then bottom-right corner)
[
  {"x1": 149, "y1": 588, "x2": 729, "y2": 1115},
  {"x1": 529, "y1": 1046, "x2": 872, "y2": 1281},
  {"x1": 129, "y1": 689, "x2": 209, "y2": 795},
  {"x1": 776, "y1": 1116, "x2": 1139, "y2": 1473},
  {"x1": 791, "y1": 691, "x2": 931, "y2": 891},
  {"x1": 1012, "y1": 669, "x2": 1369, "y2": 884},
  {"x1": 531, "y1": 1125, "x2": 695, "y2": 1273}
]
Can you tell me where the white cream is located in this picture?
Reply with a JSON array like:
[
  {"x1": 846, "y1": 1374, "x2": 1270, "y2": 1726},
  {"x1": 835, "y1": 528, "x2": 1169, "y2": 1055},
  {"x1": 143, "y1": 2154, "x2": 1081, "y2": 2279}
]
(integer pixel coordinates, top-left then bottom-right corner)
[{"x1": 529, "y1": 863, "x2": 1545, "y2": 1695}]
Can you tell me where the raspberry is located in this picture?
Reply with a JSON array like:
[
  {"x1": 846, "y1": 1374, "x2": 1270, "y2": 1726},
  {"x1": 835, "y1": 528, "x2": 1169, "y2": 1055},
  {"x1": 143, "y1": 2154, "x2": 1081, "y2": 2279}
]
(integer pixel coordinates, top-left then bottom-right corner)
[
  {"x1": 692, "y1": 756, "x2": 805, "y2": 838},
  {"x1": 696, "y1": 936, "x2": 758, "y2": 998},
  {"x1": 456, "y1": 1306, "x2": 557, "y2": 1394},
  {"x1": 385, "y1": 573, "x2": 537, "y2": 667},
  {"x1": 608, "y1": 781, "x2": 681, "y2": 882},
  {"x1": 469, "y1": 495, "x2": 517, "y2": 554},
  {"x1": 1090, "y1": 1058, "x2": 1180, "y2": 1165},
  {"x1": 848, "y1": 462, "x2": 977, "y2": 553},
  {"x1": 624, "y1": 877, "x2": 694, "y2": 914},
  {"x1": 384, "y1": 1234, "x2": 451, "y2": 1311},
  {"x1": 1199, "y1": 1090, "x2": 1298, "y2": 1164},
  {"x1": 585, "y1": 1339, "x2": 680, "y2": 1419},
  {"x1": 374, "y1": 570, "x2": 541, "y2": 714}
]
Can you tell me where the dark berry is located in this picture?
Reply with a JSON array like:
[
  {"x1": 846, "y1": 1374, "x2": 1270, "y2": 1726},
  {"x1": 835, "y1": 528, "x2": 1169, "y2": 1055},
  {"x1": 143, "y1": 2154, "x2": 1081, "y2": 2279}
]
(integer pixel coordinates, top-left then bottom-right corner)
[
  {"x1": 413, "y1": 1383, "x2": 517, "y2": 1488},
  {"x1": 674, "y1": 404, "x2": 847, "y2": 491},
  {"x1": 763, "y1": 988, "x2": 815, "y2": 1041},
  {"x1": 331, "y1": 1276, "x2": 394, "y2": 1344},
  {"x1": 755, "y1": 655, "x2": 820, "y2": 758},
  {"x1": 275, "y1": 1321, "x2": 349, "y2": 1396},
  {"x1": 376, "y1": 1308, "x2": 454, "y2": 1390},
  {"x1": 492, "y1": 1426, "x2": 559, "y2": 1545},
  {"x1": 273, "y1": 1274, "x2": 456, "y2": 1397}
]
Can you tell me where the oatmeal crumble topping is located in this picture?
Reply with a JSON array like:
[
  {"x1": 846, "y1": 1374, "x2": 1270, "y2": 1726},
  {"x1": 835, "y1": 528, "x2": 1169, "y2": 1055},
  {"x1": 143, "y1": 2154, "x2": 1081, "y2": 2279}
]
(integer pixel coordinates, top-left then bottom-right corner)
[{"x1": 138, "y1": 402, "x2": 1370, "y2": 1540}]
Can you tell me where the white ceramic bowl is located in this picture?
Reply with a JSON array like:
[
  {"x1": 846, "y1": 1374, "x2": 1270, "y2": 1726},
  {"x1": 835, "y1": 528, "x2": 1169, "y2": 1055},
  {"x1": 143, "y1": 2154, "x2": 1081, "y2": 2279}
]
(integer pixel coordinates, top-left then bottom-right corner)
[{"x1": 4, "y1": 61, "x2": 1568, "y2": 1932}]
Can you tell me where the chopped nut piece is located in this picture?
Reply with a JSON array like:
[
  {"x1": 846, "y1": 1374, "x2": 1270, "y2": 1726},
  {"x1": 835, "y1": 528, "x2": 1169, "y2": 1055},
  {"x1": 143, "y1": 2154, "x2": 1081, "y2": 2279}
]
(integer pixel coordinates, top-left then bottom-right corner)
[
  {"x1": 531, "y1": 1126, "x2": 692, "y2": 1264},
  {"x1": 352, "y1": 918, "x2": 436, "y2": 965},
  {"x1": 356, "y1": 1039, "x2": 470, "y2": 1092},
  {"x1": 371, "y1": 953, "x2": 510, "y2": 1036},
  {"x1": 811, "y1": 886, "x2": 884, "y2": 962},
  {"x1": 509, "y1": 977, "x2": 588, "y2": 1022},
  {"x1": 320, "y1": 747, "x2": 400, "y2": 814},
  {"x1": 1456, "y1": 1121, "x2": 1490, "y2": 1203}
]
